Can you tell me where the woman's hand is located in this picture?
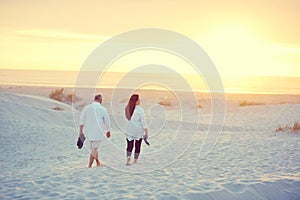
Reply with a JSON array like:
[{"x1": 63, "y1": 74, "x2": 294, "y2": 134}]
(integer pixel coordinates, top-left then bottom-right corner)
[{"x1": 144, "y1": 129, "x2": 148, "y2": 139}]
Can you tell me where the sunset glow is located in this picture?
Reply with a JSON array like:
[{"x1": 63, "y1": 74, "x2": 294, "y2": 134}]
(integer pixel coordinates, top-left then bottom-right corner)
[{"x1": 0, "y1": 0, "x2": 299, "y2": 93}]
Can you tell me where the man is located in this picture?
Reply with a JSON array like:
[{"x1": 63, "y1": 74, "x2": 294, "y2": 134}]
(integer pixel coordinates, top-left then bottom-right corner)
[{"x1": 79, "y1": 94, "x2": 111, "y2": 168}]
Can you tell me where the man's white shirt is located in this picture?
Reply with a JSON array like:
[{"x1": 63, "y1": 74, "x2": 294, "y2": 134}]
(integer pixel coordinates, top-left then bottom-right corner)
[{"x1": 80, "y1": 102, "x2": 111, "y2": 141}]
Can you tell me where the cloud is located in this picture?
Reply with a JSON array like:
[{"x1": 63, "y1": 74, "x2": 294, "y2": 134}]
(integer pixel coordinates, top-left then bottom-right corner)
[{"x1": 7, "y1": 29, "x2": 109, "y2": 42}]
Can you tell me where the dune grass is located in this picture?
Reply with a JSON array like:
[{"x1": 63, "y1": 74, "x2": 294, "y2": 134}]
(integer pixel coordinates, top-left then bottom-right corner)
[
  {"x1": 49, "y1": 88, "x2": 80, "y2": 103},
  {"x1": 275, "y1": 122, "x2": 300, "y2": 133},
  {"x1": 292, "y1": 122, "x2": 300, "y2": 132},
  {"x1": 239, "y1": 100, "x2": 264, "y2": 107}
]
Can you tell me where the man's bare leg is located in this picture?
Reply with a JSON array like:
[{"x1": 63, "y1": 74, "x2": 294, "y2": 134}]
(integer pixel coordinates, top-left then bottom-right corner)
[
  {"x1": 89, "y1": 148, "x2": 100, "y2": 167},
  {"x1": 88, "y1": 148, "x2": 98, "y2": 167},
  {"x1": 94, "y1": 148, "x2": 101, "y2": 166},
  {"x1": 88, "y1": 154, "x2": 94, "y2": 168}
]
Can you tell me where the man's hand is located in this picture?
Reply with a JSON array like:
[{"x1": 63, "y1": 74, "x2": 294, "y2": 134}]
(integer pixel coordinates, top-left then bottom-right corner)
[
  {"x1": 106, "y1": 131, "x2": 111, "y2": 138},
  {"x1": 79, "y1": 125, "x2": 84, "y2": 136}
]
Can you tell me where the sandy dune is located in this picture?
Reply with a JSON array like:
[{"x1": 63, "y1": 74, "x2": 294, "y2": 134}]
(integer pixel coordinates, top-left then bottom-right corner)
[{"x1": 0, "y1": 88, "x2": 300, "y2": 199}]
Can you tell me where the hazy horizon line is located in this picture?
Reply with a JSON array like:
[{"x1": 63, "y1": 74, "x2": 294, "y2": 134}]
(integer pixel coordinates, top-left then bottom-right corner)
[{"x1": 1, "y1": 68, "x2": 299, "y2": 78}]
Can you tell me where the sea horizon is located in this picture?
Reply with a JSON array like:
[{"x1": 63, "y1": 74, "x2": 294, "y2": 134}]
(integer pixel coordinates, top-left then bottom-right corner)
[{"x1": 1, "y1": 69, "x2": 300, "y2": 95}]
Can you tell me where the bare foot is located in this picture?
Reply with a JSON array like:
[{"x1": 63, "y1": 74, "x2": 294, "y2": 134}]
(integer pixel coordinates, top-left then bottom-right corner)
[
  {"x1": 96, "y1": 160, "x2": 101, "y2": 167},
  {"x1": 126, "y1": 157, "x2": 131, "y2": 166}
]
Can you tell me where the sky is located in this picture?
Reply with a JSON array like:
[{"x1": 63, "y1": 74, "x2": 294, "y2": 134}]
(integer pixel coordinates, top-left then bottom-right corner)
[{"x1": 0, "y1": 0, "x2": 300, "y2": 78}]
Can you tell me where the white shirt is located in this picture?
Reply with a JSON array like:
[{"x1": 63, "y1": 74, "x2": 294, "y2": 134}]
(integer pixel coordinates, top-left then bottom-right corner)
[
  {"x1": 126, "y1": 106, "x2": 147, "y2": 141},
  {"x1": 80, "y1": 102, "x2": 111, "y2": 141}
]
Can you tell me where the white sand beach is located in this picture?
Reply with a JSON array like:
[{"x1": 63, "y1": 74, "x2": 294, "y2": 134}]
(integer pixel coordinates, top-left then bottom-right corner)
[
  {"x1": 2, "y1": 0, "x2": 300, "y2": 198},
  {"x1": 0, "y1": 85, "x2": 300, "y2": 199}
]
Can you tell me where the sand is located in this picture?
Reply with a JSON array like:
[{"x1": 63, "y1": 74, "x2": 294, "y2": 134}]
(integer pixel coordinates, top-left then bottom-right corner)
[{"x1": 0, "y1": 85, "x2": 300, "y2": 199}]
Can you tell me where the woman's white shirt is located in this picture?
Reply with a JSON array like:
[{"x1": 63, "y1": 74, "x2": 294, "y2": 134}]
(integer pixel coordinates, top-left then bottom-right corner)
[{"x1": 126, "y1": 106, "x2": 147, "y2": 141}]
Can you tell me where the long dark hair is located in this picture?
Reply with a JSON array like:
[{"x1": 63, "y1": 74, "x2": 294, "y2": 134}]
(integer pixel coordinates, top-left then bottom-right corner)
[{"x1": 125, "y1": 94, "x2": 139, "y2": 120}]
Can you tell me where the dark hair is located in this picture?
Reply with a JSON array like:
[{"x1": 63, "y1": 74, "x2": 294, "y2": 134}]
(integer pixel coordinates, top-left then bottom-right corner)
[
  {"x1": 94, "y1": 94, "x2": 102, "y2": 100},
  {"x1": 125, "y1": 94, "x2": 139, "y2": 120}
]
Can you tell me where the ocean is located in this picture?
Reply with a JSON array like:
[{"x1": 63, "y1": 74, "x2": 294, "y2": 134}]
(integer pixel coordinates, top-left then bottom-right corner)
[{"x1": 1, "y1": 69, "x2": 300, "y2": 94}]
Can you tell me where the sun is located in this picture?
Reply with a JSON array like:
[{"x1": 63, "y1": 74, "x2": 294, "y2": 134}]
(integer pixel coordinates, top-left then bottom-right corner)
[{"x1": 199, "y1": 23, "x2": 275, "y2": 77}]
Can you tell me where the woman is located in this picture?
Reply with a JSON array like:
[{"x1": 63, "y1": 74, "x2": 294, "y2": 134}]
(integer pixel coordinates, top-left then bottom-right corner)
[{"x1": 125, "y1": 94, "x2": 148, "y2": 166}]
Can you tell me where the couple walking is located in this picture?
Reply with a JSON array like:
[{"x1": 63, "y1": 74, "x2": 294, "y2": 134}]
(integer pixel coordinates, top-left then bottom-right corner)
[{"x1": 79, "y1": 94, "x2": 148, "y2": 168}]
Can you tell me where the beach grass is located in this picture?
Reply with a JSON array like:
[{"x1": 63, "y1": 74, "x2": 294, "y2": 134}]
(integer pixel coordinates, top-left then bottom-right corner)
[
  {"x1": 49, "y1": 88, "x2": 80, "y2": 103},
  {"x1": 275, "y1": 122, "x2": 300, "y2": 133},
  {"x1": 239, "y1": 100, "x2": 264, "y2": 106}
]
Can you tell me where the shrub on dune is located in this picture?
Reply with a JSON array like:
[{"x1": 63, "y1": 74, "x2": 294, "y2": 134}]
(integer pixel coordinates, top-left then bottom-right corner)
[
  {"x1": 49, "y1": 88, "x2": 64, "y2": 102},
  {"x1": 158, "y1": 97, "x2": 172, "y2": 107},
  {"x1": 51, "y1": 107, "x2": 64, "y2": 111},
  {"x1": 275, "y1": 125, "x2": 290, "y2": 132},
  {"x1": 292, "y1": 122, "x2": 300, "y2": 132},
  {"x1": 65, "y1": 92, "x2": 80, "y2": 103}
]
